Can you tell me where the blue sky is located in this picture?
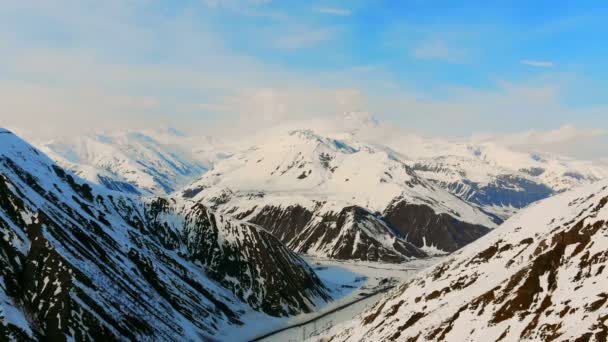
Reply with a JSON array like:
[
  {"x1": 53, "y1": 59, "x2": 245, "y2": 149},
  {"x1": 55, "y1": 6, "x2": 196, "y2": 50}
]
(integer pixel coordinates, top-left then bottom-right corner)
[{"x1": 1, "y1": 0, "x2": 607, "y2": 155}]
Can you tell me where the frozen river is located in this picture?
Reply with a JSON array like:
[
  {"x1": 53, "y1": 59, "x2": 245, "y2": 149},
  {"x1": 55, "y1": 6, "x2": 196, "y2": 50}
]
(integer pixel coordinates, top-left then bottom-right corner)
[{"x1": 253, "y1": 257, "x2": 443, "y2": 342}]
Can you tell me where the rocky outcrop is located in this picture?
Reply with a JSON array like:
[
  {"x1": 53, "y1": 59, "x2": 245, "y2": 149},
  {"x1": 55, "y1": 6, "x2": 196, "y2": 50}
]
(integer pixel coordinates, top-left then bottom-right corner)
[
  {"x1": 383, "y1": 200, "x2": 491, "y2": 253},
  {"x1": 183, "y1": 129, "x2": 495, "y2": 262},
  {"x1": 0, "y1": 129, "x2": 330, "y2": 341},
  {"x1": 243, "y1": 204, "x2": 427, "y2": 263},
  {"x1": 325, "y1": 180, "x2": 608, "y2": 342}
]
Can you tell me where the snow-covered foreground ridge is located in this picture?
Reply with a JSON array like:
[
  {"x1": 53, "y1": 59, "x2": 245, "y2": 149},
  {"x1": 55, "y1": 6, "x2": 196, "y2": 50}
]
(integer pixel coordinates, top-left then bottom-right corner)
[
  {"x1": 182, "y1": 129, "x2": 496, "y2": 262},
  {"x1": 0, "y1": 128, "x2": 331, "y2": 341},
  {"x1": 325, "y1": 178, "x2": 608, "y2": 341}
]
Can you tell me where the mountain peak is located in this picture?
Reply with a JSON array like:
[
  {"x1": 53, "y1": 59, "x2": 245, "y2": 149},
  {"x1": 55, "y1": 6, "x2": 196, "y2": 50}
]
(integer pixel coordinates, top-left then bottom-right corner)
[{"x1": 285, "y1": 129, "x2": 358, "y2": 155}]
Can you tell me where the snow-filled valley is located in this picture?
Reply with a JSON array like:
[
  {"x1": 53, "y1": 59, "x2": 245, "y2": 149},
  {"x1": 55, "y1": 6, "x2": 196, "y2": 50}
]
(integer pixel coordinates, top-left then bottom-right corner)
[{"x1": 252, "y1": 257, "x2": 444, "y2": 342}]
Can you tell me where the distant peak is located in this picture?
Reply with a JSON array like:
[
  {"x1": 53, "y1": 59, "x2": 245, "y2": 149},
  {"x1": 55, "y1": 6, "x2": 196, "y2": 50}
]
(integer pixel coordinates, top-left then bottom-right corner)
[
  {"x1": 287, "y1": 129, "x2": 357, "y2": 153},
  {"x1": 158, "y1": 126, "x2": 187, "y2": 137}
]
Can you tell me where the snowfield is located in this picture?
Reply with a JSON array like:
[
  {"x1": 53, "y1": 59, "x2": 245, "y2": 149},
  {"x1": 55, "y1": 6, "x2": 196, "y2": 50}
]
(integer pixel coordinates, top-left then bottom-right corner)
[{"x1": 39, "y1": 129, "x2": 212, "y2": 195}]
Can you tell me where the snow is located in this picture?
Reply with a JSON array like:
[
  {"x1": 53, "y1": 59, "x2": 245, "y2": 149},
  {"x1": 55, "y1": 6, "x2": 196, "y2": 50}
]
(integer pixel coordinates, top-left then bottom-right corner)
[
  {"x1": 223, "y1": 256, "x2": 443, "y2": 342},
  {"x1": 186, "y1": 128, "x2": 497, "y2": 226},
  {"x1": 0, "y1": 128, "x2": 334, "y2": 340},
  {"x1": 39, "y1": 130, "x2": 209, "y2": 195},
  {"x1": 323, "y1": 178, "x2": 608, "y2": 341},
  {"x1": 0, "y1": 277, "x2": 34, "y2": 338},
  {"x1": 33, "y1": 114, "x2": 608, "y2": 227},
  {"x1": 420, "y1": 237, "x2": 449, "y2": 256}
]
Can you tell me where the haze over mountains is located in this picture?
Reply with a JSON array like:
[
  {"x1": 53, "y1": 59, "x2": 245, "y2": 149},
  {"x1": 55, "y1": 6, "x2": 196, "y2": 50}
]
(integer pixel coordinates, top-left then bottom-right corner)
[
  {"x1": 2, "y1": 113, "x2": 607, "y2": 341},
  {"x1": 4, "y1": 1, "x2": 608, "y2": 340},
  {"x1": 32, "y1": 114, "x2": 608, "y2": 265},
  {"x1": 39, "y1": 112, "x2": 608, "y2": 226}
]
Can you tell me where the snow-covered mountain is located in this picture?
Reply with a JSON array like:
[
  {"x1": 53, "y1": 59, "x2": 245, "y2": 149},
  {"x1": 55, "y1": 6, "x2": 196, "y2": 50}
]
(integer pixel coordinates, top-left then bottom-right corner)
[
  {"x1": 39, "y1": 129, "x2": 216, "y2": 196},
  {"x1": 37, "y1": 115, "x2": 607, "y2": 227},
  {"x1": 181, "y1": 129, "x2": 496, "y2": 261},
  {"x1": 402, "y1": 140, "x2": 608, "y2": 223},
  {"x1": 0, "y1": 128, "x2": 331, "y2": 340},
  {"x1": 325, "y1": 177, "x2": 608, "y2": 341},
  {"x1": 33, "y1": 114, "x2": 608, "y2": 262}
]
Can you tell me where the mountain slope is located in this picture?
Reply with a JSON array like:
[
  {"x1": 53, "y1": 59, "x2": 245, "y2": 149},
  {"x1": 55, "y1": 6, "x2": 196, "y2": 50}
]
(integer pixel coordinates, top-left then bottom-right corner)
[
  {"x1": 38, "y1": 115, "x2": 607, "y2": 227},
  {"x1": 183, "y1": 129, "x2": 496, "y2": 261},
  {"x1": 39, "y1": 130, "x2": 210, "y2": 195},
  {"x1": 326, "y1": 178, "x2": 608, "y2": 341},
  {"x1": 0, "y1": 128, "x2": 330, "y2": 341},
  {"x1": 401, "y1": 140, "x2": 607, "y2": 223}
]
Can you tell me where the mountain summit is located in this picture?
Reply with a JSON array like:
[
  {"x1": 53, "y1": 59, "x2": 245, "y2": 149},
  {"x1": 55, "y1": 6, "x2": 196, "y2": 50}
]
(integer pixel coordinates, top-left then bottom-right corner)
[{"x1": 182, "y1": 129, "x2": 495, "y2": 261}]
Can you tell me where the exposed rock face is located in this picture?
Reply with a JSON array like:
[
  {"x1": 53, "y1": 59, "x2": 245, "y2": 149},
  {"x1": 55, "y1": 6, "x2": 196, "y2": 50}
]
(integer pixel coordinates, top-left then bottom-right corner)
[
  {"x1": 183, "y1": 129, "x2": 495, "y2": 261},
  {"x1": 0, "y1": 129, "x2": 329, "y2": 341},
  {"x1": 324, "y1": 179, "x2": 608, "y2": 342},
  {"x1": 247, "y1": 205, "x2": 427, "y2": 262},
  {"x1": 383, "y1": 200, "x2": 491, "y2": 252}
]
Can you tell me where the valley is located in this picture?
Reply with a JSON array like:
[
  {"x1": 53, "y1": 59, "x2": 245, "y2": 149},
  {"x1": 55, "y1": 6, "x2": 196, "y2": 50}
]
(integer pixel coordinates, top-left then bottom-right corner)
[
  {"x1": 249, "y1": 257, "x2": 444, "y2": 342},
  {"x1": 2, "y1": 116, "x2": 607, "y2": 341},
  {"x1": 4, "y1": 4, "x2": 608, "y2": 341}
]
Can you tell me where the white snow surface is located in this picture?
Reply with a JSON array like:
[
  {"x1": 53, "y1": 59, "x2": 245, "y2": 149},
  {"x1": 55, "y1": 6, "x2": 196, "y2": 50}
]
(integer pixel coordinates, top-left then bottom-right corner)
[
  {"x1": 33, "y1": 114, "x2": 608, "y2": 224},
  {"x1": 185, "y1": 128, "x2": 496, "y2": 228},
  {"x1": 323, "y1": 178, "x2": 608, "y2": 341},
  {"x1": 38, "y1": 129, "x2": 211, "y2": 195}
]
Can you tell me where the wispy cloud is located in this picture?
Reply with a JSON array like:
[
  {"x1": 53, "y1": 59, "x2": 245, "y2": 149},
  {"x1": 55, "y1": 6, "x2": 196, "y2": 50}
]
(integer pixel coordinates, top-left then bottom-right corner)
[
  {"x1": 315, "y1": 7, "x2": 351, "y2": 16},
  {"x1": 521, "y1": 60, "x2": 555, "y2": 68},
  {"x1": 412, "y1": 39, "x2": 468, "y2": 63}
]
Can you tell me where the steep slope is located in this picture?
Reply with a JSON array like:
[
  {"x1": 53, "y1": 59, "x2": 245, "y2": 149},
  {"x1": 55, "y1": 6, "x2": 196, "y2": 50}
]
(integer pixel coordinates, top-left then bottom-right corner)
[
  {"x1": 331, "y1": 114, "x2": 608, "y2": 224},
  {"x1": 183, "y1": 129, "x2": 495, "y2": 261},
  {"x1": 403, "y1": 141, "x2": 607, "y2": 223},
  {"x1": 0, "y1": 128, "x2": 330, "y2": 341},
  {"x1": 38, "y1": 115, "x2": 607, "y2": 227},
  {"x1": 39, "y1": 129, "x2": 210, "y2": 195},
  {"x1": 326, "y1": 178, "x2": 608, "y2": 342}
]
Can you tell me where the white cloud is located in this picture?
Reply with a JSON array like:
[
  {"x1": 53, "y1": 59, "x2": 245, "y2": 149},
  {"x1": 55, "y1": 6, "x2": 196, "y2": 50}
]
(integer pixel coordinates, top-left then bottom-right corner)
[
  {"x1": 471, "y1": 125, "x2": 608, "y2": 159},
  {"x1": 1, "y1": 1, "x2": 607, "y2": 162},
  {"x1": 521, "y1": 60, "x2": 555, "y2": 68},
  {"x1": 473, "y1": 124, "x2": 605, "y2": 145},
  {"x1": 315, "y1": 7, "x2": 351, "y2": 16}
]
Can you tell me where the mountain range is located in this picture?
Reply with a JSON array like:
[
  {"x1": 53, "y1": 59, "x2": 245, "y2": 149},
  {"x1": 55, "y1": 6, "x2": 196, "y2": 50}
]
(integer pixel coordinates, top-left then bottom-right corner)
[
  {"x1": 37, "y1": 114, "x2": 608, "y2": 262},
  {"x1": 0, "y1": 128, "x2": 330, "y2": 340},
  {"x1": 3, "y1": 114, "x2": 608, "y2": 341},
  {"x1": 325, "y1": 176, "x2": 608, "y2": 341},
  {"x1": 182, "y1": 128, "x2": 495, "y2": 261}
]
